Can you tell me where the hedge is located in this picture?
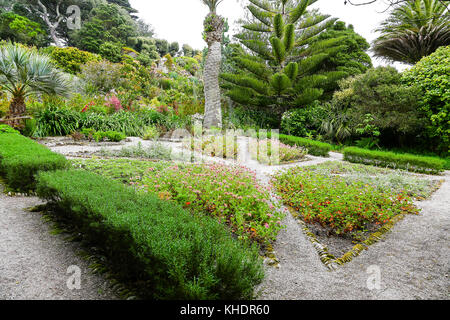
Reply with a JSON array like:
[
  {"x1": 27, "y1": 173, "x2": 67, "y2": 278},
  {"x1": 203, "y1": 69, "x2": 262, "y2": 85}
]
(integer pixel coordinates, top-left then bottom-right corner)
[
  {"x1": 0, "y1": 129, "x2": 68, "y2": 192},
  {"x1": 36, "y1": 169, "x2": 264, "y2": 300},
  {"x1": 278, "y1": 134, "x2": 332, "y2": 157},
  {"x1": 343, "y1": 147, "x2": 446, "y2": 174}
]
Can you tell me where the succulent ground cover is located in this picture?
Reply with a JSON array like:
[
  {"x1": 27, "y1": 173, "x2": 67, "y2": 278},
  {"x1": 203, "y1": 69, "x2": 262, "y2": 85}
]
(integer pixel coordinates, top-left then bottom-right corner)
[
  {"x1": 271, "y1": 161, "x2": 441, "y2": 258},
  {"x1": 71, "y1": 158, "x2": 284, "y2": 247},
  {"x1": 248, "y1": 138, "x2": 307, "y2": 165},
  {"x1": 182, "y1": 135, "x2": 238, "y2": 159}
]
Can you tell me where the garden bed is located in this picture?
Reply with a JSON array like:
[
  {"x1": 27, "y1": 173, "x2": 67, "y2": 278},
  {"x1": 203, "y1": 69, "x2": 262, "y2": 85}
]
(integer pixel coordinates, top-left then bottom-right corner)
[
  {"x1": 71, "y1": 158, "x2": 285, "y2": 248},
  {"x1": 248, "y1": 138, "x2": 308, "y2": 165},
  {"x1": 272, "y1": 161, "x2": 443, "y2": 267}
]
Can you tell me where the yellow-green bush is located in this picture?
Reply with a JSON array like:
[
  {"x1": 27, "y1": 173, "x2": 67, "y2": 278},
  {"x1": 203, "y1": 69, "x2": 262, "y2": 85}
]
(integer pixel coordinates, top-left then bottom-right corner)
[{"x1": 49, "y1": 46, "x2": 101, "y2": 74}]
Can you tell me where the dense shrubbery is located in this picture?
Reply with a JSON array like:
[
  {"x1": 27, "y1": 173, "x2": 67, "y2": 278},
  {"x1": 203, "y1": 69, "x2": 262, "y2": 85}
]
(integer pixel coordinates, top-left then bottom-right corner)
[
  {"x1": 0, "y1": 130, "x2": 67, "y2": 192},
  {"x1": 278, "y1": 134, "x2": 332, "y2": 157},
  {"x1": 46, "y1": 46, "x2": 101, "y2": 74},
  {"x1": 36, "y1": 169, "x2": 263, "y2": 299},
  {"x1": 32, "y1": 105, "x2": 190, "y2": 138},
  {"x1": 402, "y1": 46, "x2": 450, "y2": 155},
  {"x1": 320, "y1": 67, "x2": 422, "y2": 146},
  {"x1": 343, "y1": 147, "x2": 446, "y2": 174},
  {"x1": 280, "y1": 101, "x2": 326, "y2": 138}
]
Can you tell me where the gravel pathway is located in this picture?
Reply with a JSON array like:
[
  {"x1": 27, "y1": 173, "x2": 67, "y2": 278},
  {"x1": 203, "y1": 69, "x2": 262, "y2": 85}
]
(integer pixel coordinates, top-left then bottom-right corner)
[{"x1": 0, "y1": 187, "x2": 118, "y2": 300}]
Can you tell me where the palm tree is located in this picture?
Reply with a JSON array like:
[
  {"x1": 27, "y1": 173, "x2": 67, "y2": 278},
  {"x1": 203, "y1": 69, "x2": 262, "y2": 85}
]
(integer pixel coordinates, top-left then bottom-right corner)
[
  {"x1": 201, "y1": 0, "x2": 225, "y2": 128},
  {"x1": 372, "y1": 0, "x2": 450, "y2": 64},
  {"x1": 0, "y1": 43, "x2": 70, "y2": 124}
]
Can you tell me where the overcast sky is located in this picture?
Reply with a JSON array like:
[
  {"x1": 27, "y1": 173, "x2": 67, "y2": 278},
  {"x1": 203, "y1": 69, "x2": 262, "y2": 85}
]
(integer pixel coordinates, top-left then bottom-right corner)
[{"x1": 129, "y1": 0, "x2": 408, "y2": 70}]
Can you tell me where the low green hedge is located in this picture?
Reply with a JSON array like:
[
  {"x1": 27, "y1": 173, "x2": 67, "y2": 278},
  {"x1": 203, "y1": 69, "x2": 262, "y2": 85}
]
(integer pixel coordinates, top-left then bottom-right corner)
[
  {"x1": 278, "y1": 134, "x2": 332, "y2": 157},
  {"x1": 343, "y1": 147, "x2": 446, "y2": 174},
  {"x1": 36, "y1": 169, "x2": 264, "y2": 300},
  {"x1": 0, "y1": 130, "x2": 68, "y2": 192}
]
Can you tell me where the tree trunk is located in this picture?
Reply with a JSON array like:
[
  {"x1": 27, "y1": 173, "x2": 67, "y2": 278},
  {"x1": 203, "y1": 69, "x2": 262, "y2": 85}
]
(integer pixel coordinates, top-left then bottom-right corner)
[
  {"x1": 203, "y1": 41, "x2": 223, "y2": 129},
  {"x1": 9, "y1": 96, "x2": 26, "y2": 116}
]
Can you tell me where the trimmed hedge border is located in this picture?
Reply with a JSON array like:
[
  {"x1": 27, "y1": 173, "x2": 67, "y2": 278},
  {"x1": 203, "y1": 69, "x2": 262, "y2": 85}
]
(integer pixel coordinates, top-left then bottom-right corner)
[
  {"x1": 343, "y1": 147, "x2": 445, "y2": 174},
  {"x1": 36, "y1": 169, "x2": 264, "y2": 300},
  {"x1": 0, "y1": 128, "x2": 68, "y2": 192},
  {"x1": 278, "y1": 134, "x2": 332, "y2": 157}
]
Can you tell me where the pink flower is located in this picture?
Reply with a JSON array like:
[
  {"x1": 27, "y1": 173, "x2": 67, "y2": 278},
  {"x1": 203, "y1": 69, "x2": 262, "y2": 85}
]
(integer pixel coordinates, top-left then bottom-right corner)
[{"x1": 264, "y1": 223, "x2": 269, "y2": 229}]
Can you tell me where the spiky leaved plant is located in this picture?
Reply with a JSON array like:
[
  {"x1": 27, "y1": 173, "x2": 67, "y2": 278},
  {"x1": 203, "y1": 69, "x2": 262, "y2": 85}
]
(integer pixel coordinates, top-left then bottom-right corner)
[
  {"x1": 0, "y1": 43, "x2": 70, "y2": 121},
  {"x1": 373, "y1": 0, "x2": 450, "y2": 64},
  {"x1": 220, "y1": 0, "x2": 345, "y2": 118}
]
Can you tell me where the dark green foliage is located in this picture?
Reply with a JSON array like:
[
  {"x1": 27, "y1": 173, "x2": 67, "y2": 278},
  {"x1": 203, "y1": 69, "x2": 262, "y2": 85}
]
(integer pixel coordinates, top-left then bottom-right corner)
[
  {"x1": 0, "y1": 132, "x2": 68, "y2": 192},
  {"x1": 402, "y1": 46, "x2": 450, "y2": 156},
  {"x1": 92, "y1": 130, "x2": 126, "y2": 142},
  {"x1": 155, "y1": 39, "x2": 169, "y2": 57},
  {"x1": 0, "y1": 12, "x2": 47, "y2": 46},
  {"x1": 70, "y1": 3, "x2": 137, "y2": 54},
  {"x1": 372, "y1": 0, "x2": 450, "y2": 65},
  {"x1": 169, "y1": 42, "x2": 179, "y2": 57},
  {"x1": 343, "y1": 147, "x2": 445, "y2": 174},
  {"x1": 278, "y1": 134, "x2": 332, "y2": 157},
  {"x1": 34, "y1": 107, "x2": 80, "y2": 137},
  {"x1": 36, "y1": 169, "x2": 264, "y2": 299},
  {"x1": 310, "y1": 21, "x2": 372, "y2": 100},
  {"x1": 281, "y1": 101, "x2": 326, "y2": 137},
  {"x1": 322, "y1": 67, "x2": 422, "y2": 147},
  {"x1": 221, "y1": 0, "x2": 340, "y2": 118},
  {"x1": 99, "y1": 41, "x2": 123, "y2": 63}
]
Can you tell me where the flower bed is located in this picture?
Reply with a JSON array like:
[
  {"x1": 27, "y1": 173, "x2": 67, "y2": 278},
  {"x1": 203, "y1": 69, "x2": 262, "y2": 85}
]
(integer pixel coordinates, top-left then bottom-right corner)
[
  {"x1": 183, "y1": 135, "x2": 238, "y2": 159},
  {"x1": 72, "y1": 159, "x2": 284, "y2": 246},
  {"x1": 249, "y1": 138, "x2": 307, "y2": 165},
  {"x1": 272, "y1": 165, "x2": 419, "y2": 238}
]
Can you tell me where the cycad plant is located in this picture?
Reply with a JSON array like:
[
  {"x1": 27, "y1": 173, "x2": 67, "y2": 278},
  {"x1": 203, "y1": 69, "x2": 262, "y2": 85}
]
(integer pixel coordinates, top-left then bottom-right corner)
[
  {"x1": 373, "y1": 0, "x2": 450, "y2": 64},
  {"x1": 201, "y1": 0, "x2": 226, "y2": 128},
  {"x1": 220, "y1": 0, "x2": 344, "y2": 117},
  {"x1": 0, "y1": 43, "x2": 70, "y2": 121}
]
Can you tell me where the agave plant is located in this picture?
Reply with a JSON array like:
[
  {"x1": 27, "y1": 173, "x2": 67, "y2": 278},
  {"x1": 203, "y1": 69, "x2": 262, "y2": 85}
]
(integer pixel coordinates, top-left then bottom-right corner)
[
  {"x1": 372, "y1": 0, "x2": 450, "y2": 64},
  {"x1": 0, "y1": 43, "x2": 70, "y2": 119}
]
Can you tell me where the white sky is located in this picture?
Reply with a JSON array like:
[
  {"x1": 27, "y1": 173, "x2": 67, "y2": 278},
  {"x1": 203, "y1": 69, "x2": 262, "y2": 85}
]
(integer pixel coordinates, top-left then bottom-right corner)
[{"x1": 129, "y1": 0, "x2": 408, "y2": 70}]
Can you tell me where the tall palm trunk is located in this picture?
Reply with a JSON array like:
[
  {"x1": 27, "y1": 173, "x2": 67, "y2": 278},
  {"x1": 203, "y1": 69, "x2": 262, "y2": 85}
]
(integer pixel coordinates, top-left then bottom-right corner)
[
  {"x1": 9, "y1": 96, "x2": 26, "y2": 116},
  {"x1": 203, "y1": 13, "x2": 224, "y2": 129}
]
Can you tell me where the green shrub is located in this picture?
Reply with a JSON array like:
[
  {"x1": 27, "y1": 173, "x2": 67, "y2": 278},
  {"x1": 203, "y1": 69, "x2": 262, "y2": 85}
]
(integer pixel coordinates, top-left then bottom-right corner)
[
  {"x1": 141, "y1": 125, "x2": 159, "y2": 140},
  {"x1": 0, "y1": 124, "x2": 19, "y2": 134},
  {"x1": 36, "y1": 169, "x2": 264, "y2": 299},
  {"x1": 402, "y1": 46, "x2": 450, "y2": 155},
  {"x1": 343, "y1": 147, "x2": 445, "y2": 174},
  {"x1": 48, "y1": 46, "x2": 101, "y2": 74},
  {"x1": 280, "y1": 102, "x2": 326, "y2": 137},
  {"x1": 34, "y1": 107, "x2": 80, "y2": 137},
  {"x1": 92, "y1": 130, "x2": 126, "y2": 142},
  {"x1": 278, "y1": 134, "x2": 332, "y2": 157},
  {"x1": 0, "y1": 132, "x2": 68, "y2": 192}
]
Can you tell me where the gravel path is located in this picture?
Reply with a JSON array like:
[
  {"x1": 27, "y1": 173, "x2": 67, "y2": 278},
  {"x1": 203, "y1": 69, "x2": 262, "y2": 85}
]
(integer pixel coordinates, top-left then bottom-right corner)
[{"x1": 0, "y1": 187, "x2": 118, "y2": 300}]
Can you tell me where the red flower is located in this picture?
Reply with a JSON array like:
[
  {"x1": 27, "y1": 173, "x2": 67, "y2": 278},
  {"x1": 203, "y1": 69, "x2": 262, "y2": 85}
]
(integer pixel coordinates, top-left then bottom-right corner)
[{"x1": 185, "y1": 202, "x2": 191, "y2": 206}]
